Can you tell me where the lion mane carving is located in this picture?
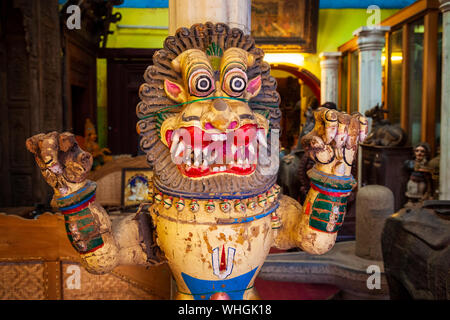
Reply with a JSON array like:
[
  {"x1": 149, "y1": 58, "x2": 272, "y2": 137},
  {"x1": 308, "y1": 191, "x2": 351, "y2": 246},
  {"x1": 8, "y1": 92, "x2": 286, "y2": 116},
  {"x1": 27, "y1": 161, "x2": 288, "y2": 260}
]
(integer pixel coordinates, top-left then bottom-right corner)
[{"x1": 136, "y1": 22, "x2": 281, "y2": 199}]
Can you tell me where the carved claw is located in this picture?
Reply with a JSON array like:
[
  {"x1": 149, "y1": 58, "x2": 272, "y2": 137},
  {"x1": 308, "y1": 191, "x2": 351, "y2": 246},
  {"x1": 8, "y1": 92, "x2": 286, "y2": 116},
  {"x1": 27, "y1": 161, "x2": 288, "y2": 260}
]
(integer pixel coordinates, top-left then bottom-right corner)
[
  {"x1": 301, "y1": 108, "x2": 367, "y2": 176},
  {"x1": 26, "y1": 132, "x2": 93, "y2": 197}
]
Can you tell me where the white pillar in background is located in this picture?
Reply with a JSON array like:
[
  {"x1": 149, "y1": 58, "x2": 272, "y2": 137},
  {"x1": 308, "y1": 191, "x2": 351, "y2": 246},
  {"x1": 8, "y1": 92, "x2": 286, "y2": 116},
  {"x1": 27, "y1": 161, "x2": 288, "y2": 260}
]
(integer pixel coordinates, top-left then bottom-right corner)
[
  {"x1": 353, "y1": 26, "x2": 390, "y2": 188},
  {"x1": 319, "y1": 52, "x2": 342, "y2": 106},
  {"x1": 439, "y1": 0, "x2": 450, "y2": 200},
  {"x1": 353, "y1": 26, "x2": 390, "y2": 120},
  {"x1": 169, "y1": 0, "x2": 252, "y2": 35}
]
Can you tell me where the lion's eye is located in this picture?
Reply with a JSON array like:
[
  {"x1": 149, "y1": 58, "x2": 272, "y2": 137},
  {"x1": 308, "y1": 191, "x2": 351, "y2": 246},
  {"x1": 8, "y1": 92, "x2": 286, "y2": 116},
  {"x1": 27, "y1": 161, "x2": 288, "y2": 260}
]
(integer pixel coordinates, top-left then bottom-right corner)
[
  {"x1": 189, "y1": 69, "x2": 214, "y2": 97},
  {"x1": 222, "y1": 68, "x2": 247, "y2": 97}
]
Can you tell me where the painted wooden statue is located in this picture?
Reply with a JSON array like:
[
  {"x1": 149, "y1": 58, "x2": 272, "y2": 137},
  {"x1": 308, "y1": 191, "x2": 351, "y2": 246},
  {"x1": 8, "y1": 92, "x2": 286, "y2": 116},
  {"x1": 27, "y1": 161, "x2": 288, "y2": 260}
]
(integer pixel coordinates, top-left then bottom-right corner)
[{"x1": 26, "y1": 23, "x2": 367, "y2": 300}]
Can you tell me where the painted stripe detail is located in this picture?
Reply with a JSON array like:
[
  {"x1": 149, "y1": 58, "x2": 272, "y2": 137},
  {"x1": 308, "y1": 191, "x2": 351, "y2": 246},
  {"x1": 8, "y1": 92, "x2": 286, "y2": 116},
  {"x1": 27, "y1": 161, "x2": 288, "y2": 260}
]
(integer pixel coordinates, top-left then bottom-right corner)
[
  {"x1": 60, "y1": 193, "x2": 96, "y2": 214},
  {"x1": 310, "y1": 182, "x2": 352, "y2": 197}
]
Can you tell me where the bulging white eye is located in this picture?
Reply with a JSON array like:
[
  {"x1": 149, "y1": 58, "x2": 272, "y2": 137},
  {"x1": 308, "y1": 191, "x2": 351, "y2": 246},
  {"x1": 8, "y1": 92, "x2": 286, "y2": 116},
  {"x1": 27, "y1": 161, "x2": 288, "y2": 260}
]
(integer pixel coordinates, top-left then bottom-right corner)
[
  {"x1": 230, "y1": 76, "x2": 246, "y2": 92},
  {"x1": 196, "y1": 76, "x2": 212, "y2": 92},
  {"x1": 188, "y1": 69, "x2": 215, "y2": 97},
  {"x1": 222, "y1": 68, "x2": 248, "y2": 97}
]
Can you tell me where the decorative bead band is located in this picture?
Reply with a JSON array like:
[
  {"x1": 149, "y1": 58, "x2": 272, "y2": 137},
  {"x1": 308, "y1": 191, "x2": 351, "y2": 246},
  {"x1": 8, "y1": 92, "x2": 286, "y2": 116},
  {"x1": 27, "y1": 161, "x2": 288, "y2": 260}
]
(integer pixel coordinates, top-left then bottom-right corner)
[
  {"x1": 149, "y1": 184, "x2": 281, "y2": 214},
  {"x1": 152, "y1": 202, "x2": 279, "y2": 226}
]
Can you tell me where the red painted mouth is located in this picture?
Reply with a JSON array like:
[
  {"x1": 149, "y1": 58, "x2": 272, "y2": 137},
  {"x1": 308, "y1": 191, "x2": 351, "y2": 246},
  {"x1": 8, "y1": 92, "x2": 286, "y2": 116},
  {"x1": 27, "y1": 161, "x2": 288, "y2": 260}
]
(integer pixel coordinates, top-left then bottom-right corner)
[{"x1": 166, "y1": 124, "x2": 267, "y2": 178}]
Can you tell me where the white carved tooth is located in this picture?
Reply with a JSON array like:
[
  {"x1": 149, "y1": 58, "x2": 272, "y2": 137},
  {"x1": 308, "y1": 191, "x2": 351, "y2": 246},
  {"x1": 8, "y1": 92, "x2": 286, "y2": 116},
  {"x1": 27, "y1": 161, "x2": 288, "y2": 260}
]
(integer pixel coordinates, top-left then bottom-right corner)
[
  {"x1": 220, "y1": 166, "x2": 226, "y2": 171},
  {"x1": 213, "y1": 166, "x2": 219, "y2": 172},
  {"x1": 174, "y1": 142, "x2": 185, "y2": 157},
  {"x1": 248, "y1": 143, "x2": 255, "y2": 155},
  {"x1": 170, "y1": 140, "x2": 179, "y2": 154},
  {"x1": 184, "y1": 145, "x2": 192, "y2": 166},
  {"x1": 220, "y1": 134, "x2": 227, "y2": 141},
  {"x1": 194, "y1": 147, "x2": 202, "y2": 162},
  {"x1": 257, "y1": 130, "x2": 268, "y2": 148},
  {"x1": 171, "y1": 131, "x2": 180, "y2": 146},
  {"x1": 231, "y1": 144, "x2": 237, "y2": 155},
  {"x1": 212, "y1": 134, "x2": 218, "y2": 141}
]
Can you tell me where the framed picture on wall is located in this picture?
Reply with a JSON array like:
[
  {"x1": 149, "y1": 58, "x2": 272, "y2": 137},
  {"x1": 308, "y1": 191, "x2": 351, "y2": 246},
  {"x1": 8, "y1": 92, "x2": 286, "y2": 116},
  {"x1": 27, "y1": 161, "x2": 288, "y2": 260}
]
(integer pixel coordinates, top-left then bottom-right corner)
[
  {"x1": 121, "y1": 168, "x2": 154, "y2": 208},
  {"x1": 251, "y1": 0, "x2": 319, "y2": 52}
]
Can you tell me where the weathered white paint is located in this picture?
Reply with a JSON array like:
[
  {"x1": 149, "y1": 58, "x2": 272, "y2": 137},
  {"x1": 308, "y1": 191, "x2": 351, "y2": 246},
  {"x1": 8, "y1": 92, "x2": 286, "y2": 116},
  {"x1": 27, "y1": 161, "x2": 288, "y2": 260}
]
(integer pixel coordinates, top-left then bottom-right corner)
[
  {"x1": 353, "y1": 26, "x2": 390, "y2": 120},
  {"x1": 353, "y1": 26, "x2": 390, "y2": 188},
  {"x1": 169, "y1": 0, "x2": 251, "y2": 35},
  {"x1": 319, "y1": 52, "x2": 342, "y2": 105},
  {"x1": 439, "y1": 0, "x2": 450, "y2": 200}
]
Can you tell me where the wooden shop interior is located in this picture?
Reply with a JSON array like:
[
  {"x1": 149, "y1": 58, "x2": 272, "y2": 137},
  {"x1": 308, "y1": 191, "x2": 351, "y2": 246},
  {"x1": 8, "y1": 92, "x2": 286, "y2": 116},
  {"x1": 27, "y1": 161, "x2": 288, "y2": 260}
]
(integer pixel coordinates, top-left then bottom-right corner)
[{"x1": 0, "y1": 0, "x2": 448, "y2": 300}]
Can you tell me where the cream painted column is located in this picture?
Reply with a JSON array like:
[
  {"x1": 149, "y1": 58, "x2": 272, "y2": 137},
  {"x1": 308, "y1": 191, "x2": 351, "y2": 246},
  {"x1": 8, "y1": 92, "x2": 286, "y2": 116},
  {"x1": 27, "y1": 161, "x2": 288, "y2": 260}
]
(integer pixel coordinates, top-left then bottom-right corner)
[
  {"x1": 353, "y1": 26, "x2": 390, "y2": 187},
  {"x1": 353, "y1": 26, "x2": 390, "y2": 120},
  {"x1": 439, "y1": 0, "x2": 450, "y2": 200},
  {"x1": 319, "y1": 52, "x2": 342, "y2": 105},
  {"x1": 169, "y1": 0, "x2": 251, "y2": 35}
]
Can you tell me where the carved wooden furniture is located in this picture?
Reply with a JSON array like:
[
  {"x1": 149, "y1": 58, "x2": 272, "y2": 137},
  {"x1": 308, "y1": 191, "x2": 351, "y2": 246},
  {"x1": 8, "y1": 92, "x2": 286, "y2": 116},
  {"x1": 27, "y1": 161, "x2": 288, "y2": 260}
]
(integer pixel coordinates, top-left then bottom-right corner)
[
  {"x1": 360, "y1": 144, "x2": 412, "y2": 212},
  {"x1": 0, "y1": 0, "x2": 122, "y2": 207},
  {"x1": 0, "y1": 0, "x2": 63, "y2": 207},
  {"x1": 382, "y1": 200, "x2": 450, "y2": 299},
  {"x1": 338, "y1": 0, "x2": 443, "y2": 154},
  {"x1": 0, "y1": 212, "x2": 170, "y2": 300}
]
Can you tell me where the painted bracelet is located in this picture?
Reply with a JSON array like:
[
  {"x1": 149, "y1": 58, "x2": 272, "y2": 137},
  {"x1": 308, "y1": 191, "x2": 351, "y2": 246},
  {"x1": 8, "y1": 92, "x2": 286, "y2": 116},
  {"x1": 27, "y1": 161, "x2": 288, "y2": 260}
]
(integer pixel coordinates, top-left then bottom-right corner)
[
  {"x1": 56, "y1": 181, "x2": 104, "y2": 254},
  {"x1": 304, "y1": 167, "x2": 355, "y2": 234}
]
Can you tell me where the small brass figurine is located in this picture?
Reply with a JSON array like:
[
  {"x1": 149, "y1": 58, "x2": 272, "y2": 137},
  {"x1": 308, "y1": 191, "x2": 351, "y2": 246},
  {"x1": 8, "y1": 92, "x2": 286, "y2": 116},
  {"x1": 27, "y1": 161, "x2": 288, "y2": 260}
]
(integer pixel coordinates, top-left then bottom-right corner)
[{"x1": 404, "y1": 142, "x2": 433, "y2": 207}]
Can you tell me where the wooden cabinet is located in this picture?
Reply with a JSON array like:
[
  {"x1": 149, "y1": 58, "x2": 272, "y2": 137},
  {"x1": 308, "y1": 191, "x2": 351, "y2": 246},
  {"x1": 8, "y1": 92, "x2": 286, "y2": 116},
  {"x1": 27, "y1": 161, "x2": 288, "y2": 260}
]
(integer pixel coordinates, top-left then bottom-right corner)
[{"x1": 361, "y1": 144, "x2": 413, "y2": 212}]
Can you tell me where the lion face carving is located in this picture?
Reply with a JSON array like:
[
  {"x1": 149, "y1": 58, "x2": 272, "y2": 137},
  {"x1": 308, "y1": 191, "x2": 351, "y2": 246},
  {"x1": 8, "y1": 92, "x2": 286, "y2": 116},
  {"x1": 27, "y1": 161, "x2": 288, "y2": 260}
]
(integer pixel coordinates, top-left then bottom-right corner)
[
  {"x1": 137, "y1": 23, "x2": 280, "y2": 199},
  {"x1": 160, "y1": 47, "x2": 269, "y2": 178}
]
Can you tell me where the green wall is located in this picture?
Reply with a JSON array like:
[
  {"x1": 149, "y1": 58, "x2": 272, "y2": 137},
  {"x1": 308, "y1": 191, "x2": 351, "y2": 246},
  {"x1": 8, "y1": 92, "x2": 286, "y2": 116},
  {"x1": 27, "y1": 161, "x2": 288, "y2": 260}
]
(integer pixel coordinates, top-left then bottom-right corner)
[{"x1": 303, "y1": 8, "x2": 399, "y2": 78}]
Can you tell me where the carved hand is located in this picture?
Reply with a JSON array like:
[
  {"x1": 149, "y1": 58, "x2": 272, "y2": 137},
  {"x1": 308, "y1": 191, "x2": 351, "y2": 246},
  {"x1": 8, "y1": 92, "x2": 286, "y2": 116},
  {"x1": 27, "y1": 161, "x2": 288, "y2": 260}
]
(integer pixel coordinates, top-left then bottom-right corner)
[
  {"x1": 26, "y1": 132, "x2": 93, "y2": 198},
  {"x1": 301, "y1": 108, "x2": 368, "y2": 176}
]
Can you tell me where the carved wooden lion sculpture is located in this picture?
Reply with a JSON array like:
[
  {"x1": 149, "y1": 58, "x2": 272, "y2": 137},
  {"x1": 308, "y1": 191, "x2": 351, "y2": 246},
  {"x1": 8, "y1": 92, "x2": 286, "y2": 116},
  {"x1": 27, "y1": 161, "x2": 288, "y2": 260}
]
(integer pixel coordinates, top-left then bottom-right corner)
[{"x1": 26, "y1": 23, "x2": 367, "y2": 300}]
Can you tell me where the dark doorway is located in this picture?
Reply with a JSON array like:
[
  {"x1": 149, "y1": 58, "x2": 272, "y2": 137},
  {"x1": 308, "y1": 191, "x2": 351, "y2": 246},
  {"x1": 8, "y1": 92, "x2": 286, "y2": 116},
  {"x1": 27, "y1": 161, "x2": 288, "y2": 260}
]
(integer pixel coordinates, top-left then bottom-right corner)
[
  {"x1": 71, "y1": 85, "x2": 89, "y2": 136},
  {"x1": 103, "y1": 49, "x2": 157, "y2": 156}
]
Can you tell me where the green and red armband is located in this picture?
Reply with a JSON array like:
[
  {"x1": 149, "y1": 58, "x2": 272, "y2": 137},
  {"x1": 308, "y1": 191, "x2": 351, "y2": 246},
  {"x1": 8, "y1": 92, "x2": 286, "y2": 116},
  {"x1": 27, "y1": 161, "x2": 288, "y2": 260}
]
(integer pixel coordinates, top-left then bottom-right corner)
[
  {"x1": 304, "y1": 167, "x2": 356, "y2": 234},
  {"x1": 55, "y1": 181, "x2": 104, "y2": 254}
]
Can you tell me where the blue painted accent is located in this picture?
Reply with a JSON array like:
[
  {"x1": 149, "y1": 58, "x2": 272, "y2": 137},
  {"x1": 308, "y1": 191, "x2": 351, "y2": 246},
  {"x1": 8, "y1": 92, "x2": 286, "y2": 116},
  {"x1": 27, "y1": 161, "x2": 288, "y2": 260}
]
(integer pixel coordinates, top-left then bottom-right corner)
[
  {"x1": 116, "y1": 0, "x2": 168, "y2": 8},
  {"x1": 230, "y1": 203, "x2": 278, "y2": 224},
  {"x1": 319, "y1": 0, "x2": 416, "y2": 9},
  {"x1": 311, "y1": 182, "x2": 353, "y2": 194},
  {"x1": 313, "y1": 170, "x2": 354, "y2": 181},
  {"x1": 153, "y1": 179, "x2": 276, "y2": 200},
  {"x1": 59, "y1": 191, "x2": 95, "y2": 211},
  {"x1": 60, "y1": 0, "x2": 413, "y2": 9},
  {"x1": 56, "y1": 184, "x2": 89, "y2": 201},
  {"x1": 58, "y1": 0, "x2": 168, "y2": 8},
  {"x1": 181, "y1": 268, "x2": 258, "y2": 300}
]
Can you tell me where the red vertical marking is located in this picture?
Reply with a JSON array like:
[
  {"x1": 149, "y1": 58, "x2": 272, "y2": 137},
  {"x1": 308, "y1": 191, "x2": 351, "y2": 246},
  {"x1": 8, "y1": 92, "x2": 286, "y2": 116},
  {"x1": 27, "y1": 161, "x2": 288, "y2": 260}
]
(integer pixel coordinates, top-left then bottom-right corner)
[{"x1": 220, "y1": 245, "x2": 227, "y2": 272}]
